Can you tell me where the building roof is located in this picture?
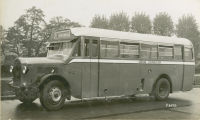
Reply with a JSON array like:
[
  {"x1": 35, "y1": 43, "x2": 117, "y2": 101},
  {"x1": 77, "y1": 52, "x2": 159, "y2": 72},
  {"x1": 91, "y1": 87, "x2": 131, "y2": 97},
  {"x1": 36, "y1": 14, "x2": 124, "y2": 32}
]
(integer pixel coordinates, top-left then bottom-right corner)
[{"x1": 71, "y1": 27, "x2": 193, "y2": 46}]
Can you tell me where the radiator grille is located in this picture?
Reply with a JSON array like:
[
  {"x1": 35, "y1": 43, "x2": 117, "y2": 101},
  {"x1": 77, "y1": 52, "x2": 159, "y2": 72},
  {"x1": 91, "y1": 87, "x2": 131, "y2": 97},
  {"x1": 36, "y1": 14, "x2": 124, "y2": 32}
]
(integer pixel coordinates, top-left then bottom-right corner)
[{"x1": 12, "y1": 59, "x2": 21, "y2": 86}]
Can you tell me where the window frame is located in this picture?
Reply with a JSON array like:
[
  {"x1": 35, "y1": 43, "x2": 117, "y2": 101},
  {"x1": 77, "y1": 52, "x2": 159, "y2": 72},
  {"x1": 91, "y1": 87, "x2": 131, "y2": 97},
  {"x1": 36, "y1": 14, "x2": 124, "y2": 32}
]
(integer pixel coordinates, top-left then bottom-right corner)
[
  {"x1": 158, "y1": 44, "x2": 174, "y2": 61},
  {"x1": 140, "y1": 43, "x2": 152, "y2": 60},
  {"x1": 174, "y1": 45, "x2": 183, "y2": 61},
  {"x1": 71, "y1": 38, "x2": 82, "y2": 58},
  {"x1": 184, "y1": 46, "x2": 194, "y2": 62},
  {"x1": 79, "y1": 36, "x2": 100, "y2": 58},
  {"x1": 119, "y1": 42, "x2": 140, "y2": 60},
  {"x1": 100, "y1": 40, "x2": 120, "y2": 59},
  {"x1": 90, "y1": 39, "x2": 99, "y2": 59}
]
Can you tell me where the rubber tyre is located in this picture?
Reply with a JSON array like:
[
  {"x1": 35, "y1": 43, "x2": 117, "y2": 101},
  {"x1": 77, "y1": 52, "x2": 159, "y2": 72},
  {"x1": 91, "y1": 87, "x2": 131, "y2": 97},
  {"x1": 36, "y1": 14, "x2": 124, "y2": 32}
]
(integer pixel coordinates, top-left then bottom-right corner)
[
  {"x1": 40, "y1": 80, "x2": 67, "y2": 111},
  {"x1": 154, "y1": 78, "x2": 170, "y2": 101}
]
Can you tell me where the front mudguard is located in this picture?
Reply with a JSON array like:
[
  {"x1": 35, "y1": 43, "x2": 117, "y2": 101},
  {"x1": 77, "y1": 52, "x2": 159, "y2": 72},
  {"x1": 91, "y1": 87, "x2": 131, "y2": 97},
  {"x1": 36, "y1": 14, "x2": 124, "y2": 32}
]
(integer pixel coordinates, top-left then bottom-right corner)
[{"x1": 38, "y1": 74, "x2": 71, "y2": 100}]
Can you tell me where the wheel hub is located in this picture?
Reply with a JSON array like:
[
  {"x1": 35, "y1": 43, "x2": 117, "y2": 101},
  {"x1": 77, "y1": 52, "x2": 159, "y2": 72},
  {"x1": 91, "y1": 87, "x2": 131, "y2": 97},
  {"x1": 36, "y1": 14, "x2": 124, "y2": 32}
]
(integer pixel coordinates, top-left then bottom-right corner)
[
  {"x1": 49, "y1": 87, "x2": 62, "y2": 102},
  {"x1": 159, "y1": 83, "x2": 169, "y2": 97}
]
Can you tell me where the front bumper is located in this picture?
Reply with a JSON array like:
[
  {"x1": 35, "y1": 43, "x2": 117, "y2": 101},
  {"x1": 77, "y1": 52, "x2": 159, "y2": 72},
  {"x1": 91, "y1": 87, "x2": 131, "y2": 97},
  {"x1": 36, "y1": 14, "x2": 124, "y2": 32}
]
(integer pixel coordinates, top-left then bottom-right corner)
[{"x1": 9, "y1": 81, "x2": 39, "y2": 100}]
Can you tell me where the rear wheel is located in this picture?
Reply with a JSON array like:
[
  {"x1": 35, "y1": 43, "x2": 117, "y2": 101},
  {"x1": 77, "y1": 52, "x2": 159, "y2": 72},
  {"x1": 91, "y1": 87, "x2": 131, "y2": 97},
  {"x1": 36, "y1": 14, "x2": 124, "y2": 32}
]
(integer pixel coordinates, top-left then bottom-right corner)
[
  {"x1": 153, "y1": 78, "x2": 170, "y2": 100},
  {"x1": 40, "y1": 80, "x2": 68, "y2": 111}
]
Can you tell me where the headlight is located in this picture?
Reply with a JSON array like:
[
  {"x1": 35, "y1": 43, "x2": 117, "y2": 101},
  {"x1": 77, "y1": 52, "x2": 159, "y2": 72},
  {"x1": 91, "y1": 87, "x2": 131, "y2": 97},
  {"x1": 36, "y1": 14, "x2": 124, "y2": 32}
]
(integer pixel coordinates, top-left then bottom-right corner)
[
  {"x1": 10, "y1": 65, "x2": 13, "y2": 73},
  {"x1": 22, "y1": 66, "x2": 29, "y2": 74}
]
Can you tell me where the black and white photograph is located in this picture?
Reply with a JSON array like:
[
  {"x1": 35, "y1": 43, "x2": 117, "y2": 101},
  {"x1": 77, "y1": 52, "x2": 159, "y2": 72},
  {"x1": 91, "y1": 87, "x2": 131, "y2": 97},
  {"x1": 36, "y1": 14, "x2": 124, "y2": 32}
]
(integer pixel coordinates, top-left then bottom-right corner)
[{"x1": 0, "y1": 0, "x2": 200, "y2": 119}]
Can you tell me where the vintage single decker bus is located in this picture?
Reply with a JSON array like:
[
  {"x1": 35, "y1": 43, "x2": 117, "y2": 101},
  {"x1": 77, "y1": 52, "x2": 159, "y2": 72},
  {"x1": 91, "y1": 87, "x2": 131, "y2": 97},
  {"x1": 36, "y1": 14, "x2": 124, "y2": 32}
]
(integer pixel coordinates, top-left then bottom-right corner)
[{"x1": 10, "y1": 27, "x2": 195, "y2": 110}]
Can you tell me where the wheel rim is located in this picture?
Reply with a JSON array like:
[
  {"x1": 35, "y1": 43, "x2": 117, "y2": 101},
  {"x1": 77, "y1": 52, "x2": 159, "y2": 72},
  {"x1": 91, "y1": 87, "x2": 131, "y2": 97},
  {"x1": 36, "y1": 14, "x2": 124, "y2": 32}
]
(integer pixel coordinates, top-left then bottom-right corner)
[
  {"x1": 158, "y1": 82, "x2": 169, "y2": 97},
  {"x1": 49, "y1": 87, "x2": 62, "y2": 102}
]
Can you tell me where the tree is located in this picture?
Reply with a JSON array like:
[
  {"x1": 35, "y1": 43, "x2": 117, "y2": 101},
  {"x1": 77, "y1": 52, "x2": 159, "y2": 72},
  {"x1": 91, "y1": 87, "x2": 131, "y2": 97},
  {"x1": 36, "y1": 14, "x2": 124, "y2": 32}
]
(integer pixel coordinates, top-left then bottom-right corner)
[
  {"x1": 153, "y1": 12, "x2": 174, "y2": 36},
  {"x1": 131, "y1": 12, "x2": 152, "y2": 34},
  {"x1": 44, "y1": 16, "x2": 81, "y2": 43},
  {"x1": 109, "y1": 12, "x2": 130, "y2": 31},
  {"x1": 90, "y1": 15, "x2": 109, "y2": 29},
  {"x1": 47, "y1": 16, "x2": 81, "y2": 31},
  {"x1": 176, "y1": 15, "x2": 200, "y2": 60},
  {"x1": 37, "y1": 16, "x2": 82, "y2": 56},
  {"x1": 1, "y1": 25, "x2": 8, "y2": 64},
  {"x1": 0, "y1": 25, "x2": 8, "y2": 56},
  {"x1": 6, "y1": 6, "x2": 46, "y2": 57},
  {"x1": 6, "y1": 26, "x2": 24, "y2": 56}
]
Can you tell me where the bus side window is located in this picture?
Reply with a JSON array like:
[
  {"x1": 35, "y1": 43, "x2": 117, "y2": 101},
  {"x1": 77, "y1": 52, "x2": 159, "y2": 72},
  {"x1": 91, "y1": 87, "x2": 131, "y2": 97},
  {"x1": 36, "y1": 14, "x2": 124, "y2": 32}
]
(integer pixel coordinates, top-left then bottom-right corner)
[
  {"x1": 72, "y1": 40, "x2": 81, "y2": 57},
  {"x1": 100, "y1": 41, "x2": 119, "y2": 58},
  {"x1": 184, "y1": 47, "x2": 193, "y2": 61},
  {"x1": 174, "y1": 46, "x2": 183, "y2": 60},
  {"x1": 140, "y1": 44, "x2": 151, "y2": 59},
  {"x1": 150, "y1": 45, "x2": 158, "y2": 59},
  {"x1": 120, "y1": 42, "x2": 139, "y2": 59},
  {"x1": 158, "y1": 46, "x2": 173, "y2": 60},
  {"x1": 100, "y1": 41, "x2": 107, "y2": 57},
  {"x1": 84, "y1": 39, "x2": 90, "y2": 57},
  {"x1": 91, "y1": 40, "x2": 98, "y2": 58}
]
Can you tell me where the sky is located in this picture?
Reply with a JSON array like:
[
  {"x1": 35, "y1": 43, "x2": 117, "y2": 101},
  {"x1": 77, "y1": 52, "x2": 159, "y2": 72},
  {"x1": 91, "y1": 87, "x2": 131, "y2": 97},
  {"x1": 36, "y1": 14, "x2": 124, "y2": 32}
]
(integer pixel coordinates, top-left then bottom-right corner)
[{"x1": 0, "y1": 0, "x2": 200, "y2": 29}]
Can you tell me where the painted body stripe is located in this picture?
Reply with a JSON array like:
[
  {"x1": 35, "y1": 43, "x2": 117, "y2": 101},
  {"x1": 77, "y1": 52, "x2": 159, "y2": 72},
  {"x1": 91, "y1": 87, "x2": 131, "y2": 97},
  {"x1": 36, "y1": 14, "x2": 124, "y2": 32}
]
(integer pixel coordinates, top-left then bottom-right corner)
[{"x1": 69, "y1": 59, "x2": 195, "y2": 65}]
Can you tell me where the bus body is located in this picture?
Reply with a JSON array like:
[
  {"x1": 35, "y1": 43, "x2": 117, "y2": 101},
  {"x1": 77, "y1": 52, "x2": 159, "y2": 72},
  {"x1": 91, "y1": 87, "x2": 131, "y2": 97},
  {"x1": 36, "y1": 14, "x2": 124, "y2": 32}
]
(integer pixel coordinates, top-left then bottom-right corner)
[{"x1": 10, "y1": 27, "x2": 195, "y2": 110}]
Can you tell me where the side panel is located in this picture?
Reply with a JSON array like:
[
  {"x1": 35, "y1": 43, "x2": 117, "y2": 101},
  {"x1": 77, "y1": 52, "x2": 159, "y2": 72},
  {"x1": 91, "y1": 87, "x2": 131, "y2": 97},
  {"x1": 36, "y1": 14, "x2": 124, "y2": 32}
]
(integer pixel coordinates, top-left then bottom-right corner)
[
  {"x1": 99, "y1": 60, "x2": 141, "y2": 96},
  {"x1": 182, "y1": 64, "x2": 195, "y2": 91},
  {"x1": 99, "y1": 62, "x2": 120, "y2": 96},
  {"x1": 90, "y1": 60, "x2": 99, "y2": 97},
  {"x1": 119, "y1": 63, "x2": 140, "y2": 95},
  {"x1": 141, "y1": 63, "x2": 181, "y2": 93},
  {"x1": 140, "y1": 63, "x2": 154, "y2": 93},
  {"x1": 81, "y1": 62, "x2": 92, "y2": 98},
  {"x1": 66, "y1": 60, "x2": 99, "y2": 99},
  {"x1": 173, "y1": 64, "x2": 183, "y2": 91},
  {"x1": 63, "y1": 63, "x2": 82, "y2": 98}
]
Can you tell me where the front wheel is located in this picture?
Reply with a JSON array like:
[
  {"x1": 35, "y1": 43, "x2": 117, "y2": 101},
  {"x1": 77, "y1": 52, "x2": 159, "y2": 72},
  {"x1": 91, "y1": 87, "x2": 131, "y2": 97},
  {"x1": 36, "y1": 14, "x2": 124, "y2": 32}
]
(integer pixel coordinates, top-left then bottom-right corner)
[
  {"x1": 40, "y1": 80, "x2": 67, "y2": 111},
  {"x1": 153, "y1": 78, "x2": 170, "y2": 100}
]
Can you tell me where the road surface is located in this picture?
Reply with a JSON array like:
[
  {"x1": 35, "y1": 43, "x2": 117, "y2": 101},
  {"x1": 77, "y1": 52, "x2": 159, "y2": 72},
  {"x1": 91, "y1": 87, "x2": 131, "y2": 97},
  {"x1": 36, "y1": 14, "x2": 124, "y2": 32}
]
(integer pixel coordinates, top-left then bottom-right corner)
[{"x1": 1, "y1": 88, "x2": 200, "y2": 120}]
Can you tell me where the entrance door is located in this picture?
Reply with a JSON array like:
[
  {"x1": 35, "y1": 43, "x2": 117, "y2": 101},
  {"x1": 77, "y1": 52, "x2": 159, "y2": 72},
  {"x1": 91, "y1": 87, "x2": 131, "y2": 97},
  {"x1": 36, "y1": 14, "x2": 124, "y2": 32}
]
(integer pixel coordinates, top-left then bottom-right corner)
[
  {"x1": 140, "y1": 43, "x2": 157, "y2": 93},
  {"x1": 182, "y1": 47, "x2": 194, "y2": 91},
  {"x1": 82, "y1": 38, "x2": 100, "y2": 98}
]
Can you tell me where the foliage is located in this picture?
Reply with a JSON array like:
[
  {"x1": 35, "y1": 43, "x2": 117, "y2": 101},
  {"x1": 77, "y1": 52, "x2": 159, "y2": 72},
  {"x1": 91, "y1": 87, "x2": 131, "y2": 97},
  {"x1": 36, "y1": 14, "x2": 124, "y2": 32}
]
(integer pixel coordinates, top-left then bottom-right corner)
[
  {"x1": 6, "y1": 6, "x2": 46, "y2": 57},
  {"x1": 90, "y1": 15, "x2": 109, "y2": 29},
  {"x1": 0, "y1": 25, "x2": 8, "y2": 56},
  {"x1": 47, "y1": 16, "x2": 81, "y2": 32},
  {"x1": 109, "y1": 12, "x2": 130, "y2": 31},
  {"x1": 176, "y1": 15, "x2": 200, "y2": 60},
  {"x1": 5, "y1": 7, "x2": 82, "y2": 57},
  {"x1": 131, "y1": 12, "x2": 152, "y2": 34},
  {"x1": 153, "y1": 12, "x2": 174, "y2": 36},
  {"x1": 1, "y1": 25, "x2": 8, "y2": 64}
]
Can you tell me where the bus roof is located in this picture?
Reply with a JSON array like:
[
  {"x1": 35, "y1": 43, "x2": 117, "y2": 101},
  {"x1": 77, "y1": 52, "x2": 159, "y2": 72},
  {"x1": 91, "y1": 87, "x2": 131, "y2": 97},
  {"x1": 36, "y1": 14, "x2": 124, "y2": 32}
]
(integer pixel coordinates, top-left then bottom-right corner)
[{"x1": 71, "y1": 27, "x2": 193, "y2": 46}]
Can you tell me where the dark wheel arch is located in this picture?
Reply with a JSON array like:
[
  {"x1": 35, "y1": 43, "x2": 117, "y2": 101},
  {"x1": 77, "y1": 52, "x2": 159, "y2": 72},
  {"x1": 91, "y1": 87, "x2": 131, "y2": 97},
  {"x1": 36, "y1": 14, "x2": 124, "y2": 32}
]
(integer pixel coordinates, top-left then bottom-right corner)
[
  {"x1": 39, "y1": 74, "x2": 71, "y2": 100},
  {"x1": 153, "y1": 74, "x2": 172, "y2": 93}
]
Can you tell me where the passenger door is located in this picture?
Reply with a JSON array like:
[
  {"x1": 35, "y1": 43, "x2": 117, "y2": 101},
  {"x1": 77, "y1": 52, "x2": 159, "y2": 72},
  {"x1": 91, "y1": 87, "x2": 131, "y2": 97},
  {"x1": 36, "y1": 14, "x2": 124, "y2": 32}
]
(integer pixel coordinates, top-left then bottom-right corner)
[
  {"x1": 140, "y1": 43, "x2": 156, "y2": 93},
  {"x1": 81, "y1": 38, "x2": 100, "y2": 98},
  {"x1": 174, "y1": 45, "x2": 184, "y2": 91},
  {"x1": 182, "y1": 47, "x2": 195, "y2": 91}
]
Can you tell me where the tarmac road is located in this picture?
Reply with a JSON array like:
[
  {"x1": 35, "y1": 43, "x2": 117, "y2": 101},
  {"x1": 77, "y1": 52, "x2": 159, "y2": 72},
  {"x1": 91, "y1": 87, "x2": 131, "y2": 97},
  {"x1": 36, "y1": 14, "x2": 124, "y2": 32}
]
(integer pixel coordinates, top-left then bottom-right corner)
[{"x1": 1, "y1": 88, "x2": 200, "y2": 120}]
